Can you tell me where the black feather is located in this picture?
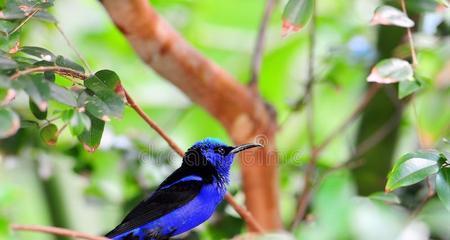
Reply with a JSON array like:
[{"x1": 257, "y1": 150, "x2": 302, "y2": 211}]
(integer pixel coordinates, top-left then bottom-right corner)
[
  {"x1": 105, "y1": 179, "x2": 203, "y2": 238},
  {"x1": 105, "y1": 146, "x2": 219, "y2": 238}
]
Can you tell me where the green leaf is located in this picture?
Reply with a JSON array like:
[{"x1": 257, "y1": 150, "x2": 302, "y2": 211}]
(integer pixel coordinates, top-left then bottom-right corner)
[
  {"x1": 0, "y1": 55, "x2": 17, "y2": 70},
  {"x1": 367, "y1": 58, "x2": 414, "y2": 84},
  {"x1": 386, "y1": 151, "x2": 441, "y2": 191},
  {"x1": 0, "y1": 108, "x2": 20, "y2": 139},
  {"x1": 20, "y1": 46, "x2": 55, "y2": 61},
  {"x1": 282, "y1": 0, "x2": 314, "y2": 36},
  {"x1": 85, "y1": 90, "x2": 124, "y2": 121},
  {"x1": 55, "y1": 55, "x2": 84, "y2": 73},
  {"x1": 62, "y1": 109, "x2": 91, "y2": 136},
  {"x1": 0, "y1": 88, "x2": 15, "y2": 106},
  {"x1": 48, "y1": 82, "x2": 78, "y2": 107},
  {"x1": 369, "y1": 192, "x2": 401, "y2": 204},
  {"x1": 398, "y1": 79, "x2": 422, "y2": 99},
  {"x1": 371, "y1": 5, "x2": 415, "y2": 28},
  {"x1": 40, "y1": 123, "x2": 58, "y2": 145},
  {"x1": 19, "y1": 74, "x2": 50, "y2": 111},
  {"x1": 0, "y1": 75, "x2": 11, "y2": 88},
  {"x1": 436, "y1": 166, "x2": 450, "y2": 211},
  {"x1": 78, "y1": 113, "x2": 104, "y2": 152},
  {"x1": 29, "y1": 97, "x2": 47, "y2": 120},
  {"x1": 85, "y1": 70, "x2": 120, "y2": 93}
]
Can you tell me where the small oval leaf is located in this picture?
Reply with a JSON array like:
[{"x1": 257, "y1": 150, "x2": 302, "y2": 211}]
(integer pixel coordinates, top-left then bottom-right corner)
[
  {"x1": 368, "y1": 58, "x2": 414, "y2": 84},
  {"x1": 386, "y1": 151, "x2": 441, "y2": 191},
  {"x1": 0, "y1": 107, "x2": 20, "y2": 139},
  {"x1": 398, "y1": 79, "x2": 422, "y2": 99},
  {"x1": 282, "y1": 0, "x2": 314, "y2": 36},
  {"x1": 435, "y1": 158, "x2": 450, "y2": 211},
  {"x1": 20, "y1": 46, "x2": 55, "y2": 62},
  {"x1": 0, "y1": 88, "x2": 16, "y2": 106},
  {"x1": 40, "y1": 123, "x2": 58, "y2": 145},
  {"x1": 0, "y1": 55, "x2": 18, "y2": 70},
  {"x1": 29, "y1": 97, "x2": 47, "y2": 120},
  {"x1": 371, "y1": 5, "x2": 415, "y2": 28},
  {"x1": 78, "y1": 113, "x2": 104, "y2": 152},
  {"x1": 55, "y1": 55, "x2": 84, "y2": 73},
  {"x1": 69, "y1": 111, "x2": 91, "y2": 136},
  {"x1": 85, "y1": 90, "x2": 124, "y2": 121}
]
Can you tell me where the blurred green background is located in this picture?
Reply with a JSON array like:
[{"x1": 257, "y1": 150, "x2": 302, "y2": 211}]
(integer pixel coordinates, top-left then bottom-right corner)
[{"x1": 1, "y1": 0, "x2": 449, "y2": 239}]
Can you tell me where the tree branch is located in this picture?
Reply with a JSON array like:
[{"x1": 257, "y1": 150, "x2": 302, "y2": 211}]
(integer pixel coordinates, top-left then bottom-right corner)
[
  {"x1": 11, "y1": 224, "x2": 108, "y2": 240},
  {"x1": 10, "y1": 66, "x2": 88, "y2": 81},
  {"x1": 249, "y1": 0, "x2": 277, "y2": 89},
  {"x1": 124, "y1": 89, "x2": 265, "y2": 233},
  {"x1": 100, "y1": 0, "x2": 281, "y2": 230},
  {"x1": 9, "y1": 65, "x2": 265, "y2": 233}
]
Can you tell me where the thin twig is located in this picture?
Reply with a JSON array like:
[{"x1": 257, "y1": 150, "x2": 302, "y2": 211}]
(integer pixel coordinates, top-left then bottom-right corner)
[
  {"x1": 249, "y1": 0, "x2": 277, "y2": 89},
  {"x1": 123, "y1": 89, "x2": 265, "y2": 233},
  {"x1": 8, "y1": 9, "x2": 40, "y2": 36},
  {"x1": 290, "y1": 2, "x2": 317, "y2": 230},
  {"x1": 314, "y1": 84, "x2": 381, "y2": 153},
  {"x1": 55, "y1": 24, "x2": 92, "y2": 73},
  {"x1": 410, "y1": 178, "x2": 435, "y2": 219},
  {"x1": 124, "y1": 89, "x2": 184, "y2": 157},
  {"x1": 400, "y1": 0, "x2": 418, "y2": 67},
  {"x1": 291, "y1": 98, "x2": 402, "y2": 230},
  {"x1": 11, "y1": 224, "x2": 108, "y2": 240},
  {"x1": 10, "y1": 66, "x2": 88, "y2": 81}
]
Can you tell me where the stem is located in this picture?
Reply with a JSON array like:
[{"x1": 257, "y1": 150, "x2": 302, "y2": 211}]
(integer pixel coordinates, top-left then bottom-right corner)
[
  {"x1": 124, "y1": 90, "x2": 184, "y2": 157},
  {"x1": 11, "y1": 224, "x2": 108, "y2": 240},
  {"x1": 410, "y1": 178, "x2": 435, "y2": 219},
  {"x1": 290, "y1": 2, "x2": 317, "y2": 230},
  {"x1": 10, "y1": 66, "x2": 88, "y2": 81},
  {"x1": 55, "y1": 24, "x2": 92, "y2": 73},
  {"x1": 123, "y1": 89, "x2": 265, "y2": 233},
  {"x1": 249, "y1": 0, "x2": 276, "y2": 89},
  {"x1": 400, "y1": 0, "x2": 418, "y2": 67},
  {"x1": 314, "y1": 84, "x2": 381, "y2": 153},
  {"x1": 8, "y1": 9, "x2": 40, "y2": 36}
]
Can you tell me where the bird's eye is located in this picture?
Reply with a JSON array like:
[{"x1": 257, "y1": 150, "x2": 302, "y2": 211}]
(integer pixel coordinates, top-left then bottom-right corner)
[{"x1": 216, "y1": 147, "x2": 226, "y2": 155}]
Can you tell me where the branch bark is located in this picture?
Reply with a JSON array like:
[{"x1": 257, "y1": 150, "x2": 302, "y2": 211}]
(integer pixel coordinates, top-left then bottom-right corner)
[
  {"x1": 100, "y1": 0, "x2": 281, "y2": 231},
  {"x1": 11, "y1": 224, "x2": 108, "y2": 240}
]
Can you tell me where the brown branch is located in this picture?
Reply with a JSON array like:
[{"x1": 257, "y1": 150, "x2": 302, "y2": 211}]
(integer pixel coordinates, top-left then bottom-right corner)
[
  {"x1": 100, "y1": 0, "x2": 281, "y2": 230},
  {"x1": 11, "y1": 224, "x2": 108, "y2": 240},
  {"x1": 10, "y1": 66, "x2": 88, "y2": 81},
  {"x1": 124, "y1": 89, "x2": 265, "y2": 233},
  {"x1": 249, "y1": 0, "x2": 277, "y2": 89},
  {"x1": 9, "y1": 64, "x2": 264, "y2": 233}
]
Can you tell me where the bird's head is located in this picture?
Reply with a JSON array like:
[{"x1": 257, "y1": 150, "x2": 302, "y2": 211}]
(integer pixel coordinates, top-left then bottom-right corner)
[{"x1": 183, "y1": 138, "x2": 262, "y2": 184}]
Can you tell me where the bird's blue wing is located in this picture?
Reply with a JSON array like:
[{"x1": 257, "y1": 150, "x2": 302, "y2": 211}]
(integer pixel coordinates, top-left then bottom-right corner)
[{"x1": 105, "y1": 176, "x2": 203, "y2": 238}]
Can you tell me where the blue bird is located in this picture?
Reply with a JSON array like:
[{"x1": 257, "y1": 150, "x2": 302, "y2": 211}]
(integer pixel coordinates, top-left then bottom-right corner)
[{"x1": 105, "y1": 138, "x2": 262, "y2": 240}]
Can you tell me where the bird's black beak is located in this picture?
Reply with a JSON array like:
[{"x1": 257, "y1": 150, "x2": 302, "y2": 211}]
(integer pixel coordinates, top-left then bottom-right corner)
[{"x1": 230, "y1": 143, "x2": 263, "y2": 154}]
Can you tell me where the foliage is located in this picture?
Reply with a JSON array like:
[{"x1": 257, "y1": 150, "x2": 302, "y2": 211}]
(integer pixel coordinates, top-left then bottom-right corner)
[{"x1": 0, "y1": 0, "x2": 449, "y2": 239}]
